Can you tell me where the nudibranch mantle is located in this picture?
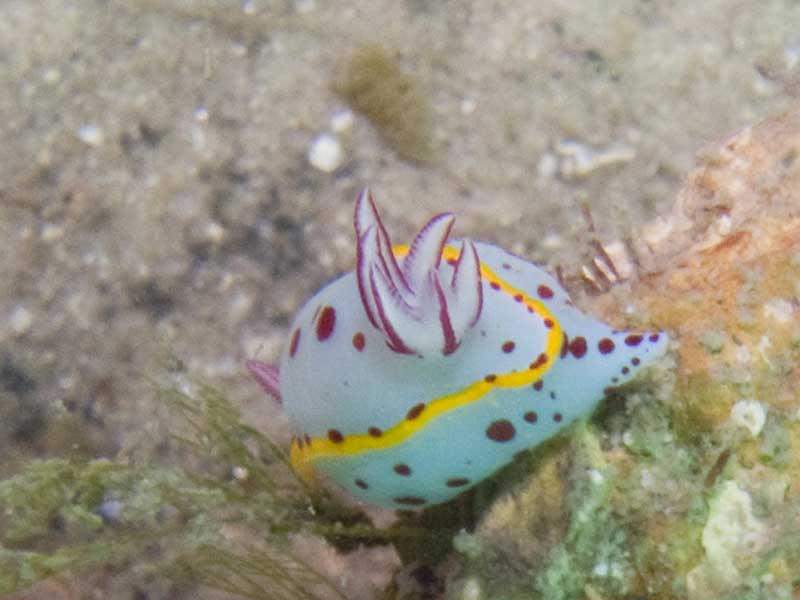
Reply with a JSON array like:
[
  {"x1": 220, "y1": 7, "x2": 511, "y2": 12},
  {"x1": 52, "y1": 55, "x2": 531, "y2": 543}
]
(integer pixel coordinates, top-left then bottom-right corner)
[{"x1": 248, "y1": 189, "x2": 668, "y2": 509}]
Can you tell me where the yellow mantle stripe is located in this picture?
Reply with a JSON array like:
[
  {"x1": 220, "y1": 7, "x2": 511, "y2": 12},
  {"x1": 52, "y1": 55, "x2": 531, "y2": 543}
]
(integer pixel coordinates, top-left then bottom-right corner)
[{"x1": 290, "y1": 245, "x2": 564, "y2": 477}]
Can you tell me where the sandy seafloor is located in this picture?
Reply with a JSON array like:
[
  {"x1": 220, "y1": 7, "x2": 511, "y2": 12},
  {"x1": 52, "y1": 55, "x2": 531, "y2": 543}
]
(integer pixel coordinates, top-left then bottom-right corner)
[{"x1": 1, "y1": 0, "x2": 799, "y2": 598}]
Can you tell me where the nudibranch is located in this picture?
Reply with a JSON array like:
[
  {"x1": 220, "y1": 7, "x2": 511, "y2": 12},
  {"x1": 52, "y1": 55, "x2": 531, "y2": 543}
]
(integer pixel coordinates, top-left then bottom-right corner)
[{"x1": 247, "y1": 189, "x2": 668, "y2": 509}]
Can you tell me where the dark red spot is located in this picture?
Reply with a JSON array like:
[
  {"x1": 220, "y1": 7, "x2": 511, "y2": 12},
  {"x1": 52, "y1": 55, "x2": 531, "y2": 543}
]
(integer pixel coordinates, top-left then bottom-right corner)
[
  {"x1": 394, "y1": 496, "x2": 427, "y2": 506},
  {"x1": 533, "y1": 380, "x2": 543, "y2": 391},
  {"x1": 368, "y1": 426, "x2": 382, "y2": 437},
  {"x1": 544, "y1": 318, "x2": 554, "y2": 328},
  {"x1": 352, "y1": 332, "x2": 365, "y2": 351},
  {"x1": 304, "y1": 434, "x2": 312, "y2": 446},
  {"x1": 649, "y1": 333, "x2": 660, "y2": 342},
  {"x1": 502, "y1": 341, "x2": 516, "y2": 353},
  {"x1": 394, "y1": 464, "x2": 411, "y2": 476},
  {"x1": 537, "y1": 284, "x2": 554, "y2": 299},
  {"x1": 486, "y1": 419, "x2": 516, "y2": 442},
  {"x1": 447, "y1": 257, "x2": 457, "y2": 266},
  {"x1": 527, "y1": 305, "x2": 535, "y2": 313},
  {"x1": 622, "y1": 366, "x2": 630, "y2": 374},
  {"x1": 561, "y1": 333, "x2": 569, "y2": 358},
  {"x1": 625, "y1": 334, "x2": 643, "y2": 347},
  {"x1": 484, "y1": 374, "x2": 497, "y2": 383},
  {"x1": 598, "y1": 338, "x2": 615, "y2": 354},
  {"x1": 502, "y1": 262, "x2": 511, "y2": 270},
  {"x1": 569, "y1": 336, "x2": 588, "y2": 358},
  {"x1": 355, "y1": 479, "x2": 369, "y2": 489},
  {"x1": 327, "y1": 429, "x2": 344, "y2": 443},
  {"x1": 490, "y1": 281, "x2": 501, "y2": 290},
  {"x1": 446, "y1": 477, "x2": 470, "y2": 487},
  {"x1": 514, "y1": 293, "x2": 524, "y2": 302},
  {"x1": 316, "y1": 306, "x2": 336, "y2": 341},
  {"x1": 406, "y1": 403, "x2": 425, "y2": 420},
  {"x1": 524, "y1": 411, "x2": 538, "y2": 423},
  {"x1": 529, "y1": 352, "x2": 548, "y2": 370},
  {"x1": 553, "y1": 412, "x2": 563, "y2": 422},
  {"x1": 631, "y1": 357, "x2": 640, "y2": 366},
  {"x1": 289, "y1": 329, "x2": 301, "y2": 357}
]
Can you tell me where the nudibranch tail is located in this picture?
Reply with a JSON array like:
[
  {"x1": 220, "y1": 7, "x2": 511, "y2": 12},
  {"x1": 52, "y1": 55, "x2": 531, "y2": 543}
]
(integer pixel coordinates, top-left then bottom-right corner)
[
  {"x1": 245, "y1": 360, "x2": 281, "y2": 402},
  {"x1": 354, "y1": 188, "x2": 483, "y2": 356}
]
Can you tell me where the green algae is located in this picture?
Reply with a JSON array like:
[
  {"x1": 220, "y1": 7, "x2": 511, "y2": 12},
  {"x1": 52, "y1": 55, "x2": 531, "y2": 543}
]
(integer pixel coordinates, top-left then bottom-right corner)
[
  {"x1": 0, "y1": 381, "x2": 348, "y2": 599},
  {"x1": 332, "y1": 43, "x2": 435, "y2": 164}
]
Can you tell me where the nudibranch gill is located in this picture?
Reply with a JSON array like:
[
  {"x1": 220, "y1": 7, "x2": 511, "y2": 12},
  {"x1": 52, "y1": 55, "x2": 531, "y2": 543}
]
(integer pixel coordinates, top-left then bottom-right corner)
[{"x1": 247, "y1": 189, "x2": 668, "y2": 509}]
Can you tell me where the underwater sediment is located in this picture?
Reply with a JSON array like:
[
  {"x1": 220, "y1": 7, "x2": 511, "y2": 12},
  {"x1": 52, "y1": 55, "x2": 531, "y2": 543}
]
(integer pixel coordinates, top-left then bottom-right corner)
[{"x1": 2, "y1": 108, "x2": 800, "y2": 599}]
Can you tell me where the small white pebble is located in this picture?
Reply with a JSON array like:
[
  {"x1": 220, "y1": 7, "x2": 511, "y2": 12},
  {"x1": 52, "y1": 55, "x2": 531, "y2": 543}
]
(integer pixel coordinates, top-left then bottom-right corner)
[
  {"x1": 308, "y1": 133, "x2": 344, "y2": 173},
  {"x1": 9, "y1": 306, "x2": 33, "y2": 335},
  {"x1": 460, "y1": 97, "x2": 477, "y2": 115},
  {"x1": 540, "y1": 231, "x2": 563, "y2": 250},
  {"x1": 592, "y1": 562, "x2": 609, "y2": 577},
  {"x1": 42, "y1": 68, "x2": 61, "y2": 84},
  {"x1": 232, "y1": 466, "x2": 249, "y2": 481},
  {"x1": 194, "y1": 107, "x2": 210, "y2": 123},
  {"x1": 330, "y1": 109, "x2": 354, "y2": 133},
  {"x1": 77, "y1": 123, "x2": 104, "y2": 146},
  {"x1": 40, "y1": 222, "x2": 64, "y2": 241},
  {"x1": 730, "y1": 399, "x2": 767, "y2": 437},
  {"x1": 461, "y1": 577, "x2": 482, "y2": 600},
  {"x1": 205, "y1": 221, "x2": 226, "y2": 243}
]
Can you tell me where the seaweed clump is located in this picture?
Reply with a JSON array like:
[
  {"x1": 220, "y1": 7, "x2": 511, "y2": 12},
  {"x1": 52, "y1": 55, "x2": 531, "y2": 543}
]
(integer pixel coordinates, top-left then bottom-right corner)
[
  {"x1": 332, "y1": 43, "x2": 435, "y2": 164},
  {"x1": 0, "y1": 381, "x2": 348, "y2": 599}
]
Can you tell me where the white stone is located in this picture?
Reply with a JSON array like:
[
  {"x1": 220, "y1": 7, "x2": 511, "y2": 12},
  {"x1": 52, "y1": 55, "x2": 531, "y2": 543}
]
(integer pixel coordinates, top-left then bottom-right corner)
[
  {"x1": 9, "y1": 306, "x2": 33, "y2": 335},
  {"x1": 193, "y1": 107, "x2": 210, "y2": 123},
  {"x1": 77, "y1": 123, "x2": 104, "y2": 146},
  {"x1": 40, "y1": 222, "x2": 64, "y2": 241},
  {"x1": 205, "y1": 221, "x2": 226, "y2": 243},
  {"x1": 540, "y1": 232, "x2": 563, "y2": 250},
  {"x1": 330, "y1": 109, "x2": 354, "y2": 133},
  {"x1": 460, "y1": 97, "x2": 477, "y2": 115},
  {"x1": 308, "y1": 133, "x2": 344, "y2": 173},
  {"x1": 730, "y1": 399, "x2": 766, "y2": 437},
  {"x1": 461, "y1": 577, "x2": 482, "y2": 600}
]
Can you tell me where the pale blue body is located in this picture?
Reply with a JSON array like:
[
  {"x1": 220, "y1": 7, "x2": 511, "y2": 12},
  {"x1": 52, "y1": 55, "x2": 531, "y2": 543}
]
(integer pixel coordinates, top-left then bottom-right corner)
[{"x1": 279, "y1": 241, "x2": 667, "y2": 508}]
